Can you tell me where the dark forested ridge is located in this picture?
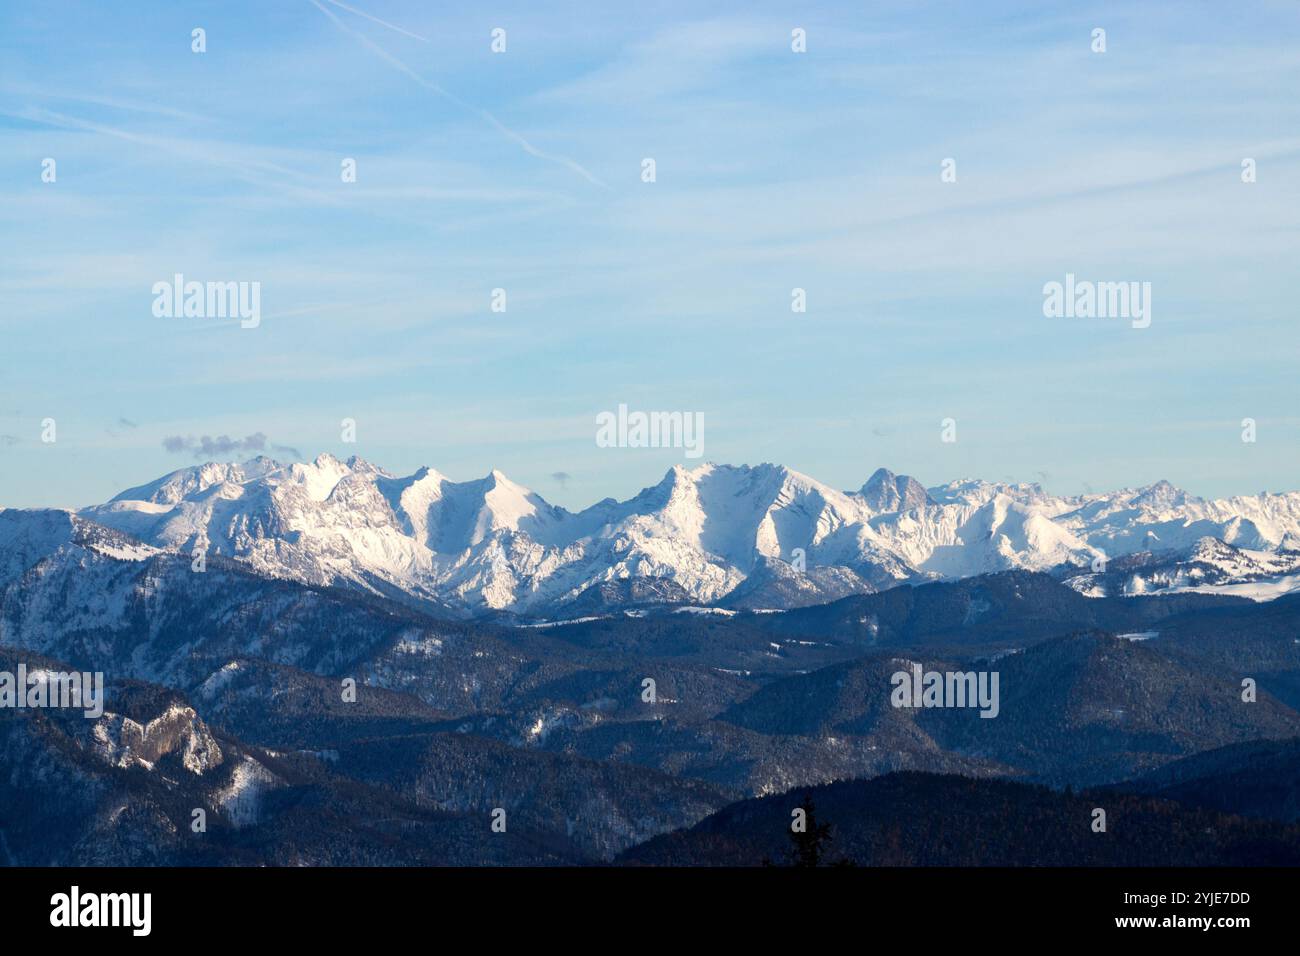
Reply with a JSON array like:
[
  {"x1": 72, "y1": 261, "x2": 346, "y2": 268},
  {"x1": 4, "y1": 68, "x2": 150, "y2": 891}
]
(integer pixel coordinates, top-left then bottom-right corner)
[
  {"x1": 1107, "y1": 738, "x2": 1300, "y2": 823},
  {"x1": 617, "y1": 772, "x2": 1300, "y2": 867},
  {"x1": 2, "y1": 559, "x2": 1299, "y2": 866}
]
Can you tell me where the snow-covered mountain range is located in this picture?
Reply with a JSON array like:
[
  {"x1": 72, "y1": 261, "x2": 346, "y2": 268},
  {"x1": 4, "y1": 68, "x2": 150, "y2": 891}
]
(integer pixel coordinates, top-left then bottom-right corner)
[{"x1": 8, "y1": 454, "x2": 1300, "y2": 617}]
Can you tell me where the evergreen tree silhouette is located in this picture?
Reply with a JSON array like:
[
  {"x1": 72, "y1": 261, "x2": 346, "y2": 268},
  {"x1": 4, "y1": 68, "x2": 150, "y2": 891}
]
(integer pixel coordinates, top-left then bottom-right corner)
[{"x1": 788, "y1": 792, "x2": 834, "y2": 866}]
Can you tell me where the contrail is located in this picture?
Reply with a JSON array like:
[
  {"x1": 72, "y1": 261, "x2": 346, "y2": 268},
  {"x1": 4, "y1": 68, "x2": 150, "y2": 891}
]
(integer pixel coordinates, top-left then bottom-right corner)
[
  {"x1": 307, "y1": 0, "x2": 609, "y2": 189},
  {"x1": 321, "y1": 0, "x2": 429, "y2": 42},
  {"x1": 18, "y1": 107, "x2": 352, "y2": 208}
]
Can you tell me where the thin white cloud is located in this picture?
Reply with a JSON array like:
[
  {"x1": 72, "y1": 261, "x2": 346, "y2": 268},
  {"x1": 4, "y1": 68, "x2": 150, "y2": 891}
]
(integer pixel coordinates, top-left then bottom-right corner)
[
  {"x1": 306, "y1": 0, "x2": 608, "y2": 189},
  {"x1": 0, "y1": 85, "x2": 211, "y2": 123},
  {"x1": 321, "y1": 0, "x2": 428, "y2": 42},
  {"x1": 11, "y1": 107, "x2": 352, "y2": 209}
]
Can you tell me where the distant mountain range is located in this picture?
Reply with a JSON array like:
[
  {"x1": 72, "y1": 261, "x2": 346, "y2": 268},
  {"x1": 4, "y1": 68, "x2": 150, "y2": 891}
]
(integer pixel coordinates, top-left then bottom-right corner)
[
  {"x1": 4, "y1": 493, "x2": 1300, "y2": 863},
  {"x1": 6, "y1": 454, "x2": 1298, "y2": 618}
]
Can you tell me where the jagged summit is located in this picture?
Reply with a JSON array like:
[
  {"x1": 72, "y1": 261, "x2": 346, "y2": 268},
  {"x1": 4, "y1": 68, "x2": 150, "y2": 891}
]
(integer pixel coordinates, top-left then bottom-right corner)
[
  {"x1": 1133, "y1": 478, "x2": 1199, "y2": 511},
  {"x1": 858, "y1": 467, "x2": 934, "y2": 513},
  {"x1": 62, "y1": 455, "x2": 1300, "y2": 615}
]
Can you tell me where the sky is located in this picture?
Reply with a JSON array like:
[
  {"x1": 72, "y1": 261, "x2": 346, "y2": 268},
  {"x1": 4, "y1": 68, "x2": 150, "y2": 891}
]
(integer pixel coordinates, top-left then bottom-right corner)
[{"x1": 1, "y1": 0, "x2": 1298, "y2": 510}]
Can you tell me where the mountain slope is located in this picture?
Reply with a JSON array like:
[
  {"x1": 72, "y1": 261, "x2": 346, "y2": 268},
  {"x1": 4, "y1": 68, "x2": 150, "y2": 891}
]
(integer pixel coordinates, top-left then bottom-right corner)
[
  {"x1": 715, "y1": 631, "x2": 1300, "y2": 786},
  {"x1": 1112, "y1": 737, "x2": 1300, "y2": 823},
  {"x1": 617, "y1": 772, "x2": 1300, "y2": 866},
  {"x1": 5, "y1": 455, "x2": 1293, "y2": 617}
]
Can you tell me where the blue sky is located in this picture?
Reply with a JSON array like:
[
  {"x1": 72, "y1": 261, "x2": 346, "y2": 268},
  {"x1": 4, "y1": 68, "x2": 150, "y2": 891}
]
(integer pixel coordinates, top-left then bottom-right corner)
[{"x1": 1, "y1": 0, "x2": 1298, "y2": 509}]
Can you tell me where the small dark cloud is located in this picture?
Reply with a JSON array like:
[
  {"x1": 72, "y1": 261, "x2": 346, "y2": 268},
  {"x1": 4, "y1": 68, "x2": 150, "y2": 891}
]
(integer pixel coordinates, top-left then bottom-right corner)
[
  {"x1": 0, "y1": 435, "x2": 18, "y2": 447},
  {"x1": 871, "y1": 426, "x2": 892, "y2": 437},
  {"x1": 118, "y1": 417, "x2": 138, "y2": 429},
  {"x1": 162, "y1": 432, "x2": 302, "y2": 461},
  {"x1": 550, "y1": 471, "x2": 571, "y2": 488}
]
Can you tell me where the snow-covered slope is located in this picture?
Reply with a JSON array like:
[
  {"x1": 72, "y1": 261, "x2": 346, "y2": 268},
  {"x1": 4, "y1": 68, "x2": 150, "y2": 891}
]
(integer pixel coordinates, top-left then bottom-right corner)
[
  {"x1": 1062, "y1": 536, "x2": 1300, "y2": 601},
  {"x1": 39, "y1": 455, "x2": 1300, "y2": 615}
]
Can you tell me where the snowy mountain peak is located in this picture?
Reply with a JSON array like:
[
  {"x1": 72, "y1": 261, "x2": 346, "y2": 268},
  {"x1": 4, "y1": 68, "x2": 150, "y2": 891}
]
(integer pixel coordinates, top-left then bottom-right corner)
[
  {"x1": 1189, "y1": 536, "x2": 1236, "y2": 561},
  {"x1": 63, "y1": 456, "x2": 1300, "y2": 615},
  {"x1": 344, "y1": 455, "x2": 390, "y2": 476},
  {"x1": 287, "y1": 455, "x2": 353, "y2": 501},
  {"x1": 859, "y1": 467, "x2": 934, "y2": 513},
  {"x1": 1133, "y1": 479, "x2": 1198, "y2": 511},
  {"x1": 111, "y1": 456, "x2": 286, "y2": 506}
]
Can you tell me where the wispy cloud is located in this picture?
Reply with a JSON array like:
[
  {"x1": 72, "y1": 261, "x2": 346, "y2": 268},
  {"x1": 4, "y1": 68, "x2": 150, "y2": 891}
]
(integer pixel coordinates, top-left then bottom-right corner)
[
  {"x1": 321, "y1": 0, "x2": 429, "y2": 42},
  {"x1": 162, "y1": 433, "x2": 302, "y2": 461},
  {"x1": 0, "y1": 85, "x2": 212, "y2": 123},
  {"x1": 305, "y1": 0, "x2": 608, "y2": 188},
  {"x1": 9, "y1": 107, "x2": 353, "y2": 208},
  {"x1": 532, "y1": 18, "x2": 790, "y2": 106}
]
